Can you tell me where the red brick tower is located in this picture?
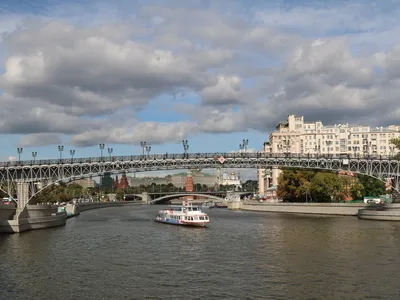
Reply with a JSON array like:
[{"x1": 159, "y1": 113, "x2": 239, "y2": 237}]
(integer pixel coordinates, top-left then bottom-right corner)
[
  {"x1": 185, "y1": 170, "x2": 194, "y2": 200},
  {"x1": 113, "y1": 176, "x2": 119, "y2": 190},
  {"x1": 119, "y1": 172, "x2": 129, "y2": 189}
]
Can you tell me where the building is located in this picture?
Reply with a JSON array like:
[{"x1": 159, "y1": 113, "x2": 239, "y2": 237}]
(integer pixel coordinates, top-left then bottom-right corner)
[
  {"x1": 258, "y1": 115, "x2": 400, "y2": 195},
  {"x1": 100, "y1": 172, "x2": 113, "y2": 189},
  {"x1": 70, "y1": 178, "x2": 96, "y2": 189},
  {"x1": 217, "y1": 170, "x2": 242, "y2": 189}
]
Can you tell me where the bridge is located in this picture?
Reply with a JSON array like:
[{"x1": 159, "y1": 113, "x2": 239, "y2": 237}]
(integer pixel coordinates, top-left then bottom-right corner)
[
  {"x1": 0, "y1": 152, "x2": 399, "y2": 216},
  {"x1": 125, "y1": 191, "x2": 254, "y2": 204}
]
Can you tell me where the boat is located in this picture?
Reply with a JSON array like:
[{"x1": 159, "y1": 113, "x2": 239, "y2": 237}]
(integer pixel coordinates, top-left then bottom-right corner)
[
  {"x1": 155, "y1": 201, "x2": 210, "y2": 227},
  {"x1": 212, "y1": 202, "x2": 228, "y2": 208},
  {"x1": 201, "y1": 201, "x2": 215, "y2": 209}
]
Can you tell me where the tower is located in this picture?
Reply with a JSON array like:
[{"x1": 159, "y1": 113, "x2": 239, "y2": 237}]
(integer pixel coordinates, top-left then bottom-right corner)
[
  {"x1": 185, "y1": 170, "x2": 194, "y2": 192},
  {"x1": 185, "y1": 170, "x2": 194, "y2": 200},
  {"x1": 119, "y1": 172, "x2": 129, "y2": 189}
]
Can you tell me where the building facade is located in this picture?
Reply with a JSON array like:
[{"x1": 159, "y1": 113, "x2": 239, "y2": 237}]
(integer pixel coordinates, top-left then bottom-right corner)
[
  {"x1": 70, "y1": 178, "x2": 96, "y2": 189},
  {"x1": 258, "y1": 115, "x2": 400, "y2": 195}
]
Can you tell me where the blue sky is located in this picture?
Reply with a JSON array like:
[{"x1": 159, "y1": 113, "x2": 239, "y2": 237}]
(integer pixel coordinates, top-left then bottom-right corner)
[{"x1": 1, "y1": 0, "x2": 400, "y2": 178}]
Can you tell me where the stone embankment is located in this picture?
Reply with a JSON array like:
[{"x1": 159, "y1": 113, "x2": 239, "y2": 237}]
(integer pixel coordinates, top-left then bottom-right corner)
[
  {"x1": 0, "y1": 201, "x2": 142, "y2": 233},
  {"x1": 239, "y1": 202, "x2": 365, "y2": 216}
]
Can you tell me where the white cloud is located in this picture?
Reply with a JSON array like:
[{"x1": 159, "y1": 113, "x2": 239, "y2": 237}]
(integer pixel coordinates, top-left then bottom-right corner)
[{"x1": 0, "y1": 1, "x2": 400, "y2": 148}]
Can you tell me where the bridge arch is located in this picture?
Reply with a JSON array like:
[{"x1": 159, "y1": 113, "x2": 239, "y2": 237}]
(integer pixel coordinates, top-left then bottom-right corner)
[{"x1": 150, "y1": 193, "x2": 226, "y2": 204}]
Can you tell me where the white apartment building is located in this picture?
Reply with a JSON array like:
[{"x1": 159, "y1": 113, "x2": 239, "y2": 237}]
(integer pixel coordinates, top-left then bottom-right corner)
[{"x1": 258, "y1": 115, "x2": 400, "y2": 195}]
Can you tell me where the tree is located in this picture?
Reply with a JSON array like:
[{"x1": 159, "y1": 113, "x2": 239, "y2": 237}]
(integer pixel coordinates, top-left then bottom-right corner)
[
  {"x1": 389, "y1": 138, "x2": 400, "y2": 159},
  {"x1": 357, "y1": 174, "x2": 385, "y2": 197},
  {"x1": 277, "y1": 169, "x2": 314, "y2": 202}
]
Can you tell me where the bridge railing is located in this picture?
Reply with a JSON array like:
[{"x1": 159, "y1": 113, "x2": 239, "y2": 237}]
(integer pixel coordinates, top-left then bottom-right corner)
[{"x1": 0, "y1": 152, "x2": 398, "y2": 168}]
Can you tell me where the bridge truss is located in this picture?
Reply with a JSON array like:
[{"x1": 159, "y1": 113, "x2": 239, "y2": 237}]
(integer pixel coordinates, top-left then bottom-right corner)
[{"x1": 1, "y1": 152, "x2": 399, "y2": 210}]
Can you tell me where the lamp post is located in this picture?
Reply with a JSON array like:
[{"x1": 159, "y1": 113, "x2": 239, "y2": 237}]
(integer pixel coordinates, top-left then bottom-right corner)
[
  {"x1": 70, "y1": 149, "x2": 75, "y2": 162},
  {"x1": 368, "y1": 141, "x2": 372, "y2": 156},
  {"x1": 140, "y1": 141, "x2": 147, "y2": 157},
  {"x1": 242, "y1": 139, "x2": 249, "y2": 153},
  {"x1": 99, "y1": 143, "x2": 105, "y2": 161},
  {"x1": 145, "y1": 145, "x2": 151, "y2": 157},
  {"x1": 32, "y1": 151, "x2": 37, "y2": 162},
  {"x1": 17, "y1": 147, "x2": 23, "y2": 162},
  {"x1": 239, "y1": 144, "x2": 244, "y2": 154},
  {"x1": 326, "y1": 141, "x2": 332, "y2": 156},
  {"x1": 108, "y1": 148, "x2": 113, "y2": 160},
  {"x1": 182, "y1": 140, "x2": 189, "y2": 158},
  {"x1": 286, "y1": 140, "x2": 290, "y2": 155},
  {"x1": 58, "y1": 145, "x2": 64, "y2": 161}
]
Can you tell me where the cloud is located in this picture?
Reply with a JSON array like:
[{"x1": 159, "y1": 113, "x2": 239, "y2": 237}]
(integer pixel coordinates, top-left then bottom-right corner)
[
  {"x1": 0, "y1": 1, "x2": 399, "y2": 148},
  {"x1": 7, "y1": 156, "x2": 16, "y2": 161},
  {"x1": 70, "y1": 121, "x2": 199, "y2": 147},
  {"x1": 200, "y1": 75, "x2": 241, "y2": 106},
  {"x1": 19, "y1": 133, "x2": 62, "y2": 147}
]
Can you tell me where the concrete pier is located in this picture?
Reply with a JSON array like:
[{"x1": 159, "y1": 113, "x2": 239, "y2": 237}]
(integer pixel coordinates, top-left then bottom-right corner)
[
  {"x1": 0, "y1": 204, "x2": 67, "y2": 233},
  {"x1": 0, "y1": 201, "x2": 142, "y2": 233}
]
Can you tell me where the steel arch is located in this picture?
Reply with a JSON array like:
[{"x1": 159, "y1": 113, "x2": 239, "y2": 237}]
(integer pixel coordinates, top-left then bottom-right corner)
[{"x1": 1, "y1": 152, "x2": 399, "y2": 208}]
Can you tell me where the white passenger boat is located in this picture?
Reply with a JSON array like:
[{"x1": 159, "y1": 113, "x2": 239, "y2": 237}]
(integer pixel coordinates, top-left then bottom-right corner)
[{"x1": 155, "y1": 201, "x2": 210, "y2": 227}]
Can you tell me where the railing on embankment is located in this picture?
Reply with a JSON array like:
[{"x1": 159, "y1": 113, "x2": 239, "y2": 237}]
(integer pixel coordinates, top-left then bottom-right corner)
[{"x1": 241, "y1": 202, "x2": 366, "y2": 216}]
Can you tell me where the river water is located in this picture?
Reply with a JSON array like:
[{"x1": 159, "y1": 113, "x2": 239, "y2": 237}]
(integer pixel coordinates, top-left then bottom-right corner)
[{"x1": 1, "y1": 205, "x2": 400, "y2": 300}]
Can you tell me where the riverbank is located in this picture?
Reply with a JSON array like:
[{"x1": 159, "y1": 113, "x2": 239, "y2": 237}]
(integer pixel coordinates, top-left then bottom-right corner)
[
  {"x1": 239, "y1": 202, "x2": 365, "y2": 216},
  {"x1": 0, "y1": 201, "x2": 143, "y2": 233}
]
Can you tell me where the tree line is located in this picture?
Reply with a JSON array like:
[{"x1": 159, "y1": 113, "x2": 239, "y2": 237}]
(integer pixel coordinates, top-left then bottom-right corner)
[{"x1": 277, "y1": 169, "x2": 386, "y2": 202}]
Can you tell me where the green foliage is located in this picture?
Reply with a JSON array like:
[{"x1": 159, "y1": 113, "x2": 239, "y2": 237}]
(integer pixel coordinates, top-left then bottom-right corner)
[
  {"x1": 356, "y1": 174, "x2": 385, "y2": 197},
  {"x1": 277, "y1": 169, "x2": 367, "y2": 202},
  {"x1": 390, "y1": 138, "x2": 400, "y2": 159}
]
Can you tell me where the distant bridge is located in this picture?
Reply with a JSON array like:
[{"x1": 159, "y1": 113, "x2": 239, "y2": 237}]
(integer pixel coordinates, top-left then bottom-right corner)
[
  {"x1": 126, "y1": 191, "x2": 255, "y2": 204},
  {"x1": 0, "y1": 152, "x2": 399, "y2": 215}
]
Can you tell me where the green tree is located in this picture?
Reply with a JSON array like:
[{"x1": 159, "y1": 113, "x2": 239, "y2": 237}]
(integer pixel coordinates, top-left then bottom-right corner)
[
  {"x1": 389, "y1": 138, "x2": 400, "y2": 159},
  {"x1": 277, "y1": 169, "x2": 315, "y2": 202},
  {"x1": 357, "y1": 174, "x2": 385, "y2": 197}
]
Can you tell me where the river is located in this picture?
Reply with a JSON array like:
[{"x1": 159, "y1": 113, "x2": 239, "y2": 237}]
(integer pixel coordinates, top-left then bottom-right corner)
[{"x1": 1, "y1": 205, "x2": 400, "y2": 300}]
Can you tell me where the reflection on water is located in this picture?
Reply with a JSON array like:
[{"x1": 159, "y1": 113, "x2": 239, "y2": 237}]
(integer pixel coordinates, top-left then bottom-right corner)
[{"x1": 1, "y1": 206, "x2": 400, "y2": 300}]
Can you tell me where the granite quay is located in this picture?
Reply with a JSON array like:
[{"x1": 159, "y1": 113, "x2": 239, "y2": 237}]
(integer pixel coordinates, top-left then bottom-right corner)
[{"x1": 0, "y1": 201, "x2": 143, "y2": 233}]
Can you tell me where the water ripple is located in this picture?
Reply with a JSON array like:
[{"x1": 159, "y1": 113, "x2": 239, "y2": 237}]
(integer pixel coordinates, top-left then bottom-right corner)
[{"x1": 2, "y1": 207, "x2": 400, "y2": 299}]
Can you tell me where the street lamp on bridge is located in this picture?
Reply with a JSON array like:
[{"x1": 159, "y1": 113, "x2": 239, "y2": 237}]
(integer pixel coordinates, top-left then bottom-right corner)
[
  {"x1": 32, "y1": 151, "x2": 37, "y2": 163},
  {"x1": 239, "y1": 143, "x2": 244, "y2": 154},
  {"x1": 182, "y1": 140, "x2": 189, "y2": 158},
  {"x1": 140, "y1": 141, "x2": 147, "y2": 157},
  {"x1": 58, "y1": 145, "x2": 64, "y2": 161},
  {"x1": 145, "y1": 145, "x2": 151, "y2": 158},
  {"x1": 70, "y1": 149, "x2": 75, "y2": 162},
  {"x1": 99, "y1": 143, "x2": 105, "y2": 161},
  {"x1": 108, "y1": 148, "x2": 113, "y2": 160},
  {"x1": 17, "y1": 147, "x2": 23, "y2": 162},
  {"x1": 242, "y1": 139, "x2": 249, "y2": 153},
  {"x1": 326, "y1": 141, "x2": 332, "y2": 156}
]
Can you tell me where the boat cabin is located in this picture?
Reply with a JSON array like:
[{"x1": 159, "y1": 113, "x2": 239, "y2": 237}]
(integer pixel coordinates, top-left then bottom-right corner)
[{"x1": 168, "y1": 205, "x2": 201, "y2": 212}]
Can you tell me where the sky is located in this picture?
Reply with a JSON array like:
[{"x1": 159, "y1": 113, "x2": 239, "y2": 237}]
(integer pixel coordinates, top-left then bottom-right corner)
[{"x1": 1, "y1": 0, "x2": 400, "y2": 179}]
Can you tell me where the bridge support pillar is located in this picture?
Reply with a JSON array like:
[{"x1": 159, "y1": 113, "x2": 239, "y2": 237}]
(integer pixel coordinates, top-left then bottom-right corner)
[
  {"x1": 17, "y1": 182, "x2": 30, "y2": 209},
  {"x1": 141, "y1": 192, "x2": 152, "y2": 204}
]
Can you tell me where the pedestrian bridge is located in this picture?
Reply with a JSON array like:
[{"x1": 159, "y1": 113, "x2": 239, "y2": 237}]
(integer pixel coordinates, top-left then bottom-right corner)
[{"x1": 1, "y1": 152, "x2": 399, "y2": 213}]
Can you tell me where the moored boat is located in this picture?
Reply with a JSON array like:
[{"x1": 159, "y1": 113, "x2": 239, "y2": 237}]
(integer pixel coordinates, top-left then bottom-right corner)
[{"x1": 155, "y1": 201, "x2": 210, "y2": 227}]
